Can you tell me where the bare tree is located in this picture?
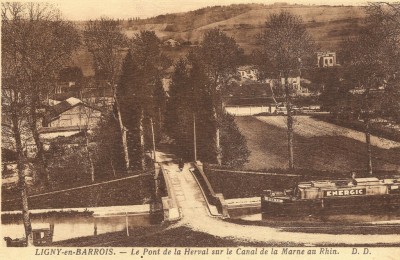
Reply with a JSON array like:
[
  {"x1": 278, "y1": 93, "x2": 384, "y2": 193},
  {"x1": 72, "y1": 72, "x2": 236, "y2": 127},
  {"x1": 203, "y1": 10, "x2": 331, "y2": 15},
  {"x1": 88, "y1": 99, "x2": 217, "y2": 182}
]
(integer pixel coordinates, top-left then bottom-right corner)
[
  {"x1": 341, "y1": 4, "x2": 400, "y2": 176},
  {"x1": 2, "y1": 2, "x2": 80, "y2": 183},
  {"x1": 255, "y1": 11, "x2": 315, "y2": 169},
  {"x1": 2, "y1": 2, "x2": 33, "y2": 245},
  {"x1": 83, "y1": 17, "x2": 130, "y2": 170},
  {"x1": 80, "y1": 104, "x2": 101, "y2": 182}
]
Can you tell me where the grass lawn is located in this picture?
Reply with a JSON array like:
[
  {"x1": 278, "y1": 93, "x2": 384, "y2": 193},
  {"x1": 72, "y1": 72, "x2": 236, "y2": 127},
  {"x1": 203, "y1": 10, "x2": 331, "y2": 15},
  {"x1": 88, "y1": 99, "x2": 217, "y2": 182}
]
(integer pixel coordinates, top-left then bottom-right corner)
[
  {"x1": 2, "y1": 174, "x2": 154, "y2": 211},
  {"x1": 203, "y1": 116, "x2": 400, "y2": 199},
  {"x1": 235, "y1": 116, "x2": 400, "y2": 173}
]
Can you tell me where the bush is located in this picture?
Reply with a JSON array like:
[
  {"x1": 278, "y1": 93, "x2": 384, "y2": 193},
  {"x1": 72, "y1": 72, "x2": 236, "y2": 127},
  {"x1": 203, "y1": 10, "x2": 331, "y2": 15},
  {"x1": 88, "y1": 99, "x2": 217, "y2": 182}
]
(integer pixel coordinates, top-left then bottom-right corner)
[{"x1": 220, "y1": 113, "x2": 250, "y2": 168}]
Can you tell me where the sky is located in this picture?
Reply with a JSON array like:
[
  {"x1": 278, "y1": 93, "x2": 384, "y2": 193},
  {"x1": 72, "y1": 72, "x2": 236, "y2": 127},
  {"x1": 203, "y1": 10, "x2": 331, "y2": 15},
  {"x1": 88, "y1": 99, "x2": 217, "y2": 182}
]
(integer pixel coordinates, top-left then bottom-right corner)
[{"x1": 39, "y1": 0, "x2": 375, "y2": 20}]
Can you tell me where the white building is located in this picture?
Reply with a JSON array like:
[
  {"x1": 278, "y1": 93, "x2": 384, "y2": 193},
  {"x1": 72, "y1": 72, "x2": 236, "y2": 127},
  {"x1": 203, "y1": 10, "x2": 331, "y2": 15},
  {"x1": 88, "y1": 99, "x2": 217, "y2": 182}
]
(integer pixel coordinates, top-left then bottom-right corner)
[
  {"x1": 238, "y1": 66, "x2": 259, "y2": 81},
  {"x1": 317, "y1": 51, "x2": 337, "y2": 68}
]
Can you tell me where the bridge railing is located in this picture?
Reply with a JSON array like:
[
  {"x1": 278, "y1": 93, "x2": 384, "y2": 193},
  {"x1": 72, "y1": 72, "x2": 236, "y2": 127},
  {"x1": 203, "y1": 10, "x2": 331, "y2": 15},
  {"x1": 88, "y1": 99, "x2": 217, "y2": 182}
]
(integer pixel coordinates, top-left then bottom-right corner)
[
  {"x1": 191, "y1": 161, "x2": 229, "y2": 218},
  {"x1": 156, "y1": 163, "x2": 181, "y2": 221}
]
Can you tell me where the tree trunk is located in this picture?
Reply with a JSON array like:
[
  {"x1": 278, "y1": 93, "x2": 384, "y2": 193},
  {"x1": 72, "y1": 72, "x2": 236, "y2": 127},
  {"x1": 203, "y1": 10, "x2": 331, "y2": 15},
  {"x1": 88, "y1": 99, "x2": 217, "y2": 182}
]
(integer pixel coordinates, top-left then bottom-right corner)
[
  {"x1": 284, "y1": 73, "x2": 295, "y2": 169},
  {"x1": 364, "y1": 88, "x2": 373, "y2": 176},
  {"x1": 29, "y1": 100, "x2": 50, "y2": 184},
  {"x1": 211, "y1": 76, "x2": 222, "y2": 165},
  {"x1": 193, "y1": 113, "x2": 197, "y2": 161},
  {"x1": 364, "y1": 117, "x2": 373, "y2": 176},
  {"x1": 113, "y1": 86, "x2": 130, "y2": 170},
  {"x1": 84, "y1": 132, "x2": 95, "y2": 182},
  {"x1": 110, "y1": 159, "x2": 116, "y2": 177},
  {"x1": 12, "y1": 116, "x2": 33, "y2": 246},
  {"x1": 216, "y1": 123, "x2": 222, "y2": 165},
  {"x1": 150, "y1": 117, "x2": 157, "y2": 162},
  {"x1": 139, "y1": 109, "x2": 146, "y2": 170}
]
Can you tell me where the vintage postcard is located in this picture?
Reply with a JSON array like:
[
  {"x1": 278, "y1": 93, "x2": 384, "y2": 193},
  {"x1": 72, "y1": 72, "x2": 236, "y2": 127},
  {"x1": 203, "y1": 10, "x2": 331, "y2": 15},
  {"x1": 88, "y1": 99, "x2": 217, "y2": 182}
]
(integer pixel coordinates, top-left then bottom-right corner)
[{"x1": 1, "y1": 0, "x2": 400, "y2": 259}]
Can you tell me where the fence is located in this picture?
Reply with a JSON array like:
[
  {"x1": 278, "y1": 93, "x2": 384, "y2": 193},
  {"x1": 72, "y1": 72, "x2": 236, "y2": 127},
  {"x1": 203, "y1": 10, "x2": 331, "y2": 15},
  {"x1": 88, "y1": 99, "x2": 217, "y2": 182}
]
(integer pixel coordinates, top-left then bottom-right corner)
[{"x1": 225, "y1": 106, "x2": 276, "y2": 116}]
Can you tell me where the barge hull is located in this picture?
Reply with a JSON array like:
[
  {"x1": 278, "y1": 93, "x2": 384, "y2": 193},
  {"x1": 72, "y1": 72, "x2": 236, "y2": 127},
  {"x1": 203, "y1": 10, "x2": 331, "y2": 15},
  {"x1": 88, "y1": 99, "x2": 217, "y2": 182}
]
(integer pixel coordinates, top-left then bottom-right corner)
[{"x1": 262, "y1": 194, "x2": 400, "y2": 216}]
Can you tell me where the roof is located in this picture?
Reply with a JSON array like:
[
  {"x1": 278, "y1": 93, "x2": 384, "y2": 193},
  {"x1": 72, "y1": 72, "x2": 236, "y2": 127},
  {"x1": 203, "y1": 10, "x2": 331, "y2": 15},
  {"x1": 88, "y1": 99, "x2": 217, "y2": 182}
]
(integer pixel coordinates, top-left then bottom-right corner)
[
  {"x1": 44, "y1": 97, "x2": 102, "y2": 123},
  {"x1": 238, "y1": 65, "x2": 257, "y2": 71},
  {"x1": 66, "y1": 97, "x2": 81, "y2": 106}
]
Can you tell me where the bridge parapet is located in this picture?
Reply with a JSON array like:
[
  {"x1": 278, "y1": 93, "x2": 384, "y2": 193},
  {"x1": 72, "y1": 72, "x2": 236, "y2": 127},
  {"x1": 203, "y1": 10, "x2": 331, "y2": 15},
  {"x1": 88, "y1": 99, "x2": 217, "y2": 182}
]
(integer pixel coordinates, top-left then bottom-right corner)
[
  {"x1": 158, "y1": 164, "x2": 181, "y2": 221},
  {"x1": 191, "y1": 161, "x2": 230, "y2": 218}
]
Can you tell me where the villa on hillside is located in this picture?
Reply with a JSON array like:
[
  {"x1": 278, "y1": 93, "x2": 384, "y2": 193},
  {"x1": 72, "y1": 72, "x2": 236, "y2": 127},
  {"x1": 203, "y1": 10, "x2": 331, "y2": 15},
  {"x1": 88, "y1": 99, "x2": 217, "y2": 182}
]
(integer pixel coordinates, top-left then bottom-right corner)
[
  {"x1": 317, "y1": 51, "x2": 338, "y2": 68},
  {"x1": 238, "y1": 66, "x2": 259, "y2": 81}
]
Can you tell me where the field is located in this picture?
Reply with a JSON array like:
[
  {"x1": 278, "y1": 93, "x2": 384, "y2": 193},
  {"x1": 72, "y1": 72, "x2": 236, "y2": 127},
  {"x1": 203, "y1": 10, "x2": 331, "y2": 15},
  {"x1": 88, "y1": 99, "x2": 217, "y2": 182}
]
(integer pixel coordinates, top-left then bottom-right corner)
[
  {"x1": 128, "y1": 4, "x2": 365, "y2": 52},
  {"x1": 235, "y1": 116, "x2": 400, "y2": 173},
  {"x1": 70, "y1": 4, "x2": 367, "y2": 76}
]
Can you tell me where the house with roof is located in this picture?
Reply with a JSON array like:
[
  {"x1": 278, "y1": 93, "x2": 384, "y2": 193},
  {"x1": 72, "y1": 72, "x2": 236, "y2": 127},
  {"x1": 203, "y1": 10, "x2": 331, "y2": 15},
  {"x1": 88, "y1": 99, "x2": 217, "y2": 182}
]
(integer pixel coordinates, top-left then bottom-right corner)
[
  {"x1": 267, "y1": 72, "x2": 309, "y2": 96},
  {"x1": 49, "y1": 77, "x2": 115, "y2": 108},
  {"x1": 40, "y1": 97, "x2": 103, "y2": 139}
]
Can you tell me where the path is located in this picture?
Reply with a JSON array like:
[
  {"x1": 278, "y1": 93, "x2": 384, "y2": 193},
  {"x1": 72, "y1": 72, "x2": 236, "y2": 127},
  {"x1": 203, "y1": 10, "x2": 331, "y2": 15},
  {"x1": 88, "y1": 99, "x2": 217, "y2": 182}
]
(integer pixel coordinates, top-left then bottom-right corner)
[
  {"x1": 157, "y1": 152, "x2": 211, "y2": 222},
  {"x1": 158, "y1": 151, "x2": 400, "y2": 245}
]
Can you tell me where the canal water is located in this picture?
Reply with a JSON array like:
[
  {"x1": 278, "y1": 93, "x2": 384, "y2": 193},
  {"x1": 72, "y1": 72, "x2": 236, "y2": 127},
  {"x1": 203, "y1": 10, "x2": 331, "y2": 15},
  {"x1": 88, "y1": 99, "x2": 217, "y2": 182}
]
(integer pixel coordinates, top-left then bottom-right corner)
[{"x1": 1, "y1": 214, "x2": 155, "y2": 246}]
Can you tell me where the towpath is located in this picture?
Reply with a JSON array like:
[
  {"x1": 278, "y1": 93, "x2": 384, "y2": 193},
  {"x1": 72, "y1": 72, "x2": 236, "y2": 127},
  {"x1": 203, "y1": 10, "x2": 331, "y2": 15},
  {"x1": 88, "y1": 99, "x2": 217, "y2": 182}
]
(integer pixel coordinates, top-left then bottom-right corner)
[{"x1": 158, "y1": 151, "x2": 400, "y2": 246}]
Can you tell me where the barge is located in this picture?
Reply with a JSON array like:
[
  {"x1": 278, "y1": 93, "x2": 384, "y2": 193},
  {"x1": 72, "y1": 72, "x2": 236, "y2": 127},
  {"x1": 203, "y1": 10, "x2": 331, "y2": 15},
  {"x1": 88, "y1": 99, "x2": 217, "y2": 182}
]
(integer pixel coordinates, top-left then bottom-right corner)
[{"x1": 261, "y1": 177, "x2": 400, "y2": 216}]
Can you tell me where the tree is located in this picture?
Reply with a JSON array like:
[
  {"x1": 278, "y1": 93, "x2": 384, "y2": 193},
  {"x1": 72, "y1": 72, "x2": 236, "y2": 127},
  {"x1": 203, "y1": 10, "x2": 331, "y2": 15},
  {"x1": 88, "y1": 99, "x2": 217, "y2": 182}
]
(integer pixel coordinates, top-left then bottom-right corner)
[
  {"x1": 2, "y1": 2, "x2": 81, "y2": 245},
  {"x1": 2, "y1": 2, "x2": 33, "y2": 245},
  {"x1": 366, "y1": 2, "x2": 400, "y2": 42},
  {"x1": 255, "y1": 11, "x2": 315, "y2": 169},
  {"x1": 193, "y1": 28, "x2": 244, "y2": 165},
  {"x1": 126, "y1": 30, "x2": 169, "y2": 169},
  {"x1": 117, "y1": 51, "x2": 144, "y2": 168},
  {"x1": 2, "y1": 2, "x2": 80, "y2": 183},
  {"x1": 220, "y1": 112, "x2": 250, "y2": 168},
  {"x1": 165, "y1": 59, "x2": 190, "y2": 155},
  {"x1": 340, "y1": 6, "x2": 399, "y2": 176},
  {"x1": 366, "y1": 2, "x2": 400, "y2": 124},
  {"x1": 166, "y1": 55, "x2": 250, "y2": 167},
  {"x1": 83, "y1": 17, "x2": 130, "y2": 170},
  {"x1": 91, "y1": 113, "x2": 126, "y2": 178}
]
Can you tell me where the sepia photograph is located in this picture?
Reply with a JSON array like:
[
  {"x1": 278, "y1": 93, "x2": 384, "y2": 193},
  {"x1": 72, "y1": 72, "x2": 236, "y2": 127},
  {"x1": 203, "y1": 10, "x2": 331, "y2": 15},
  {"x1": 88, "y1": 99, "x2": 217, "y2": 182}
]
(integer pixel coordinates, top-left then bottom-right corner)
[{"x1": 1, "y1": 0, "x2": 400, "y2": 257}]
